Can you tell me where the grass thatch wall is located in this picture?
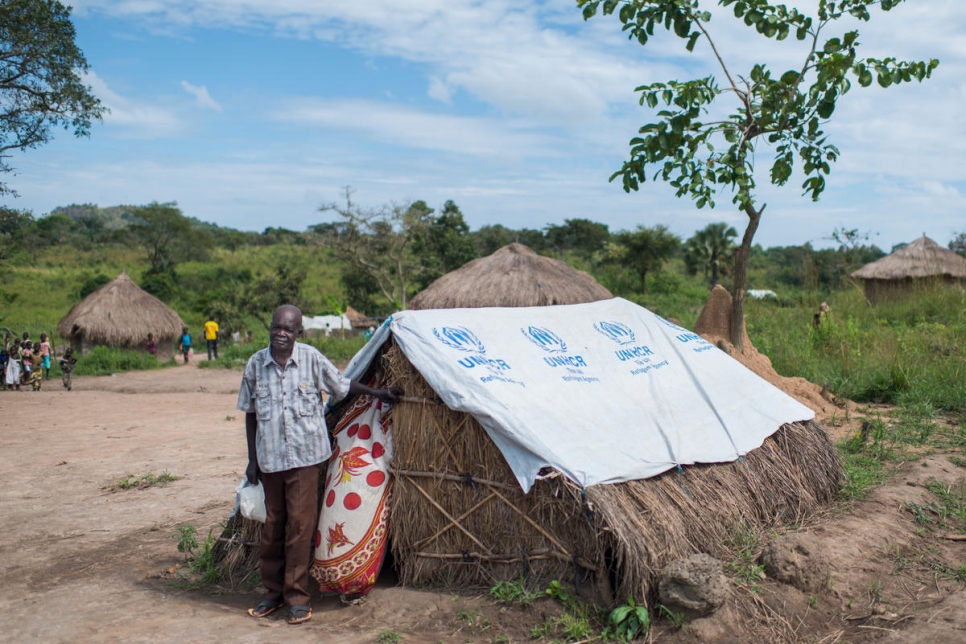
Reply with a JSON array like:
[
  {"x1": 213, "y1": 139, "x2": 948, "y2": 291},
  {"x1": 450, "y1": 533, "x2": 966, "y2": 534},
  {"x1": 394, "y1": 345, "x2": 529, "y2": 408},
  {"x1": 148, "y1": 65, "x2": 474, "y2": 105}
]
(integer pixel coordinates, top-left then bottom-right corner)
[
  {"x1": 861, "y1": 276, "x2": 966, "y2": 305},
  {"x1": 387, "y1": 343, "x2": 842, "y2": 602}
]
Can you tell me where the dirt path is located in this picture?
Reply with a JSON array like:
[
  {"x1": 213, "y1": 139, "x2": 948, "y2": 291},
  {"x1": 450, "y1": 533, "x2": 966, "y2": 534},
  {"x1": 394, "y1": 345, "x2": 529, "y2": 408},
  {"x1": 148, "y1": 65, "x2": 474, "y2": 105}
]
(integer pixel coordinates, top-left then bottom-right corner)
[
  {"x1": 0, "y1": 361, "x2": 462, "y2": 643},
  {"x1": 0, "y1": 360, "x2": 964, "y2": 643}
]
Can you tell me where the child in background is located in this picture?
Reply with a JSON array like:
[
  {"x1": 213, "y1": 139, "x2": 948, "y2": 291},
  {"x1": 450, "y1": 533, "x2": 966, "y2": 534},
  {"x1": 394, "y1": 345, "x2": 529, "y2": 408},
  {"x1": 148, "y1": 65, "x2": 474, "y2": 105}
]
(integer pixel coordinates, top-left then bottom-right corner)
[
  {"x1": 0, "y1": 345, "x2": 8, "y2": 391},
  {"x1": 20, "y1": 341, "x2": 32, "y2": 386},
  {"x1": 179, "y1": 327, "x2": 192, "y2": 364},
  {"x1": 6, "y1": 339, "x2": 22, "y2": 391},
  {"x1": 60, "y1": 347, "x2": 76, "y2": 391},
  {"x1": 146, "y1": 333, "x2": 157, "y2": 357},
  {"x1": 39, "y1": 333, "x2": 51, "y2": 380},
  {"x1": 29, "y1": 346, "x2": 43, "y2": 390}
]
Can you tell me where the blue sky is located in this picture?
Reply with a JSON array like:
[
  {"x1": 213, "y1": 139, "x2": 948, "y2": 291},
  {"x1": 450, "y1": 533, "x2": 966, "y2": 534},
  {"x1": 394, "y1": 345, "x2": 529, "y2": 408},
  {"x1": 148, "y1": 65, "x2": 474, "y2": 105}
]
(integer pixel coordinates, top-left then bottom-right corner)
[{"x1": 4, "y1": 0, "x2": 964, "y2": 250}]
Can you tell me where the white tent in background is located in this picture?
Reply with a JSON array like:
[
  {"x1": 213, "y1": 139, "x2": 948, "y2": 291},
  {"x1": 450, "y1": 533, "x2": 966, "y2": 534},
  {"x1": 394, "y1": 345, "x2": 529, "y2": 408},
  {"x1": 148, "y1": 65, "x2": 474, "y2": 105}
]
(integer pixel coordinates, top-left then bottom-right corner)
[{"x1": 303, "y1": 314, "x2": 352, "y2": 335}]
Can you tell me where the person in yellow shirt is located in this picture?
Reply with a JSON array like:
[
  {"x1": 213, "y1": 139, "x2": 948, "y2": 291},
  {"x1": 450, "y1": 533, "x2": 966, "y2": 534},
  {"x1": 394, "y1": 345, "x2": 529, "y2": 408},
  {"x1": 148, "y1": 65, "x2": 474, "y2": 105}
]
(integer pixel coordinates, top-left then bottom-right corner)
[{"x1": 203, "y1": 317, "x2": 219, "y2": 361}]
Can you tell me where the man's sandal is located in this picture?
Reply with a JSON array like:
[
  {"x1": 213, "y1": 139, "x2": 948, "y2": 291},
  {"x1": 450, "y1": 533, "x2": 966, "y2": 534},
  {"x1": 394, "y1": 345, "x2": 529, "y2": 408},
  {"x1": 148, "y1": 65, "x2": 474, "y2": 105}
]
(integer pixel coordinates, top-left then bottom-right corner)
[
  {"x1": 247, "y1": 598, "x2": 283, "y2": 618},
  {"x1": 288, "y1": 605, "x2": 312, "y2": 624}
]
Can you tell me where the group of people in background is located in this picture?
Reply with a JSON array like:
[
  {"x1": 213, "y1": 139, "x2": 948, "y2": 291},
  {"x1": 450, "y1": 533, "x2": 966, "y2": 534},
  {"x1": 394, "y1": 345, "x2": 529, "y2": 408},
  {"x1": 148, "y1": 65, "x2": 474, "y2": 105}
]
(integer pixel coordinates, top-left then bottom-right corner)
[
  {"x1": 162, "y1": 317, "x2": 254, "y2": 365},
  {"x1": 1, "y1": 331, "x2": 74, "y2": 391}
]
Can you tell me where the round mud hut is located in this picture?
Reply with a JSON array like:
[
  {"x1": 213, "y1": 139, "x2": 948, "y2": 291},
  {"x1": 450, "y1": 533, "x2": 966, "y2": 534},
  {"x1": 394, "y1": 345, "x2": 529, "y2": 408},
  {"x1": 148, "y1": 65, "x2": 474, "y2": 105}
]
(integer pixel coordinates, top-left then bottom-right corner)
[
  {"x1": 851, "y1": 235, "x2": 966, "y2": 304},
  {"x1": 57, "y1": 272, "x2": 185, "y2": 360},
  {"x1": 409, "y1": 242, "x2": 613, "y2": 309}
]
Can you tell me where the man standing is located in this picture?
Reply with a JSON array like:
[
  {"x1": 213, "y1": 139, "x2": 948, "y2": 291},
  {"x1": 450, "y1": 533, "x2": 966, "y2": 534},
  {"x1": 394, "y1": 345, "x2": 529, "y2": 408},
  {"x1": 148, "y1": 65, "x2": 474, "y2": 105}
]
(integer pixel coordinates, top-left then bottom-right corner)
[
  {"x1": 237, "y1": 304, "x2": 399, "y2": 625},
  {"x1": 203, "y1": 316, "x2": 219, "y2": 361}
]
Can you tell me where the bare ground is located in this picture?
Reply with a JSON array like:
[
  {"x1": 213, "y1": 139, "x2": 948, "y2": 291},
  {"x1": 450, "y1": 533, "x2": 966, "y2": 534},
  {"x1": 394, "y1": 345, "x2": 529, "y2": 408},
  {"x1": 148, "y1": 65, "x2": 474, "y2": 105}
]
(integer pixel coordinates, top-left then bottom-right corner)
[{"x1": 0, "y1": 361, "x2": 964, "y2": 643}]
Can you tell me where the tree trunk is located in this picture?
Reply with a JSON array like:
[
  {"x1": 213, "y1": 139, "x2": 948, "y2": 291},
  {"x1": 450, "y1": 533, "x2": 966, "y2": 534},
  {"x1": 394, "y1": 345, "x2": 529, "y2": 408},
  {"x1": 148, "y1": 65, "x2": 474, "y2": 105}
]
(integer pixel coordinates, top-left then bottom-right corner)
[
  {"x1": 731, "y1": 204, "x2": 764, "y2": 351},
  {"x1": 639, "y1": 269, "x2": 648, "y2": 295}
]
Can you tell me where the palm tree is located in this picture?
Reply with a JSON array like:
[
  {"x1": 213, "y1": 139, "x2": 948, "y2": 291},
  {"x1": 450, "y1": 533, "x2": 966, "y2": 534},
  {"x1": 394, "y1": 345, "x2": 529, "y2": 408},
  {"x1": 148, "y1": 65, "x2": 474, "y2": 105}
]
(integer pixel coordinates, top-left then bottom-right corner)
[
  {"x1": 613, "y1": 225, "x2": 680, "y2": 294},
  {"x1": 685, "y1": 223, "x2": 737, "y2": 287}
]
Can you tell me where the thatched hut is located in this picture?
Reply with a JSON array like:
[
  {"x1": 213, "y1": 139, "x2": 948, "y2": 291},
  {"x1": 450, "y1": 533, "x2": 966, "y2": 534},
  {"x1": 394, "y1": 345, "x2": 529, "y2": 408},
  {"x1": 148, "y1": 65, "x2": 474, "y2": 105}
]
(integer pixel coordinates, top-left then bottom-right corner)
[
  {"x1": 57, "y1": 272, "x2": 185, "y2": 360},
  {"x1": 409, "y1": 242, "x2": 612, "y2": 309},
  {"x1": 851, "y1": 235, "x2": 966, "y2": 304}
]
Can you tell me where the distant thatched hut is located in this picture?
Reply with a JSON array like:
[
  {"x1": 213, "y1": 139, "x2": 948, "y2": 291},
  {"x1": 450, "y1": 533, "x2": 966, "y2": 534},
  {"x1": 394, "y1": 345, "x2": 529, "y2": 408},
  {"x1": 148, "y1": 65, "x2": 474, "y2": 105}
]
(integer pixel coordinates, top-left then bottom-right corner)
[
  {"x1": 409, "y1": 242, "x2": 612, "y2": 309},
  {"x1": 851, "y1": 235, "x2": 966, "y2": 304},
  {"x1": 57, "y1": 272, "x2": 185, "y2": 360}
]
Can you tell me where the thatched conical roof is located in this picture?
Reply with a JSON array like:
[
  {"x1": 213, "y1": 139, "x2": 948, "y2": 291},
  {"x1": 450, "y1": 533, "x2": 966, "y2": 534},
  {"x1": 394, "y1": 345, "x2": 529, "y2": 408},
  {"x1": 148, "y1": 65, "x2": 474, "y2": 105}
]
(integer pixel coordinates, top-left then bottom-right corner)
[
  {"x1": 409, "y1": 243, "x2": 612, "y2": 309},
  {"x1": 57, "y1": 272, "x2": 185, "y2": 345},
  {"x1": 850, "y1": 235, "x2": 966, "y2": 280},
  {"x1": 345, "y1": 305, "x2": 368, "y2": 328}
]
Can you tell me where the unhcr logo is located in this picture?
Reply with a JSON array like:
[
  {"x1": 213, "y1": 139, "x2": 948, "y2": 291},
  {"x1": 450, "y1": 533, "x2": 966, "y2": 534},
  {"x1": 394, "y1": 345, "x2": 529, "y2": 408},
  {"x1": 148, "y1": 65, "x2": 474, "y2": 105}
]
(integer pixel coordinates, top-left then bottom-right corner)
[
  {"x1": 522, "y1": 326, "x2": 567, "y2": 353},
  {"x1": 433, "y1": 325, "x2": 516, "y2": 378},
  {"x1": 594, "y1": 320, "x2": 636, "y2": 346},
  {"x1": 433, "y1": 326, "x2": 485, "y2": 354},
  {"x1": 596, "y1": 320, "x2": 656, "y2": 364}
]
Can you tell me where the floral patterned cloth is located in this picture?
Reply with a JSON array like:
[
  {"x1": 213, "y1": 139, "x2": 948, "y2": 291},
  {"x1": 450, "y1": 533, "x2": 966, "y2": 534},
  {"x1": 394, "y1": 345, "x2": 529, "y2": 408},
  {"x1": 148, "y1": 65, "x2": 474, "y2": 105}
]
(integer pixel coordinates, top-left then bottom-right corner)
[{"x1": 310, "y1": 392, "x2": 393, "y2": 596}]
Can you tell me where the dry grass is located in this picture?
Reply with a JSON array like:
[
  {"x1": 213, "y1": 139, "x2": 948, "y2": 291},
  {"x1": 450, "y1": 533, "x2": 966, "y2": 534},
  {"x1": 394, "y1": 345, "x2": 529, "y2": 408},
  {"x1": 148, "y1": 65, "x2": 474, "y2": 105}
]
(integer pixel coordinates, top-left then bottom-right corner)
[
  {"x1": 213, "y1": 513, "x2": 262, "y2": 586},
  {"x1": 56, "y1": 272, "x2": 184, "y2": 348},
  {"x1": 409, "y1": 243, "x2": 613, "y2": 309},
  {"x1": 388, "y1": 342, "x2": 841, "y2": 603}
]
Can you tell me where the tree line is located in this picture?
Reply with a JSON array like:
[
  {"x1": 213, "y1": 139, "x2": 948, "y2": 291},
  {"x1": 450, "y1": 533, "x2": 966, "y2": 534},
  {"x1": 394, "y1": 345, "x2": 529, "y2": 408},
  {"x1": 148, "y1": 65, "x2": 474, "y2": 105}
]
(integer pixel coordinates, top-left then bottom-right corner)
[{"x1": 1, "y1": 195, "x2": 922, "y2": 336}]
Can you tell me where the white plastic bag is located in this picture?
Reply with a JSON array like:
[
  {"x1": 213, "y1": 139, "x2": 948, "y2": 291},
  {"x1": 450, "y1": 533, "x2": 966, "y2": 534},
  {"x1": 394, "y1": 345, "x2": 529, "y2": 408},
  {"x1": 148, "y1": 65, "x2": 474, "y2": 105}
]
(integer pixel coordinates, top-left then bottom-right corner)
[{"x1": 235, "y1": 477, "x2": 267, "y2": 523}]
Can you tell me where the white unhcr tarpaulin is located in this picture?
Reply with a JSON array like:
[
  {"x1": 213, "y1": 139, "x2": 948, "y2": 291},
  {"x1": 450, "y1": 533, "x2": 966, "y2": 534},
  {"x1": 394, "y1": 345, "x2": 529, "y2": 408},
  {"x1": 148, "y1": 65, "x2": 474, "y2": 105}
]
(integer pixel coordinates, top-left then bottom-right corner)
[{"x1": 344, "y1": 297, "x2": 814, "y2": 492}]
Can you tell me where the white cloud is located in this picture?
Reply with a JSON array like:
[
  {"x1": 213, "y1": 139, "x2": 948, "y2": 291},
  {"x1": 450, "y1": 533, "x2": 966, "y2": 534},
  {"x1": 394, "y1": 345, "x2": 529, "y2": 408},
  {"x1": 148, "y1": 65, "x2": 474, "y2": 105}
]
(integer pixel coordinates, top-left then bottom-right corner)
[
  {"x1": 271, "y1": 98, "x2": 562, "y2": 158},
  {"x1": 180, "y1": 81, "x2": 222, "y2": 111},
  {"x1": 51, "y1": 1, "x2": 966, "y2": 251},
  {"x1": 922, "y1": 181, "x2": 962, "y2": 200},
  {"x1": 84, "y1": 71, "x2": 183, "y2": 138},
  {"x1": 427, "y1": 77, "x2": 452, "y2": 104}
]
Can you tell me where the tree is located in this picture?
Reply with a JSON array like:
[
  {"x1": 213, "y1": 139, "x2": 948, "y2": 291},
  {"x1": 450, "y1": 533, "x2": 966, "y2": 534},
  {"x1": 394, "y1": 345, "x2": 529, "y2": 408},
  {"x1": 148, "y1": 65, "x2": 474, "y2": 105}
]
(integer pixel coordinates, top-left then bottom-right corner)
[
  {"x1": 0, "y1": 205, "x2": 31, "y2": 266},
  {"x1": 129, "y1": 201, "x2": 206, "y2": 274},
  {"x1": 948, "y1": 233, "x2": 966, "y2": 258},
  {"x1": 473, "y1": 224, "x2": 548, "y2": 256},
  {"x1": 0, "y1": 0, "x2": 106, "y2": 195},
  {"x1": 611, "y1": 224, "x2": 680, "y2": 294},
  {"x1": 580, "y1": 0, "x2": 937, "y2": 350},
  {"x1": 239, "y1": 264, "x2": 307, "y2": 331},
  {"x1": 544, "y1": 218, "x2": 611, "y2": 259},
  {"x1": 685, "y1": 222, "x2": 737, "y2": 286},
  {"x1": 317, "y1": 187, "x2": 434, "y2": 310},
  {"x1": 411, "y1": 200, "x2": 478, "y2": 290}
]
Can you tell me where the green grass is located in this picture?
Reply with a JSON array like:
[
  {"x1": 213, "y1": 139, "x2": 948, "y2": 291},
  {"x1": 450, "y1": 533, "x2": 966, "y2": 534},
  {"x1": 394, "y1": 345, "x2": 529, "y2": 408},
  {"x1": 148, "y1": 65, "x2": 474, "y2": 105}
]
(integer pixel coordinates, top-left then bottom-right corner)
[
  {"x1": 196, "y1": 341, "x2": 262, "y2": 370},
  {"x1": 748, "y1": 285, "x2": 966, "y2": 414},
  {"x1": 723, "y1": 522, "x2": 766, "y2": 593},
  {"x1": 71, "y1": 346, "x2": 172, "y2": 376},
  {"x1": 197, "y1": 335, "x2": 369, "y2": 370},
  {"x1": 108, "y1": 470, "x2": 180, "y2": 492},
  {"x1": 170, "y1": 525, "x2": 221, "y2": 587},
  {"x1": 454, "y1": 608, "x2": 489, "y2": 634},
  {"x1": 906, "y1": 478, "x2": 966, "y2": 534},
  {"x1": 489, "y1": 578, "x2": 540, "y2": 606}
]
